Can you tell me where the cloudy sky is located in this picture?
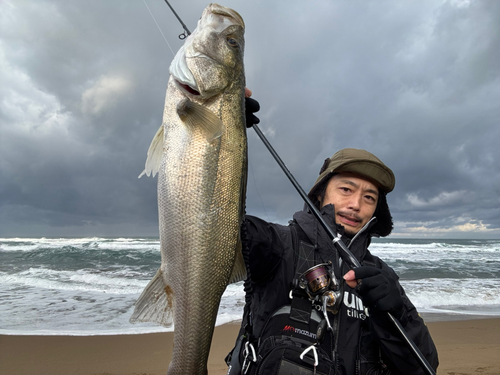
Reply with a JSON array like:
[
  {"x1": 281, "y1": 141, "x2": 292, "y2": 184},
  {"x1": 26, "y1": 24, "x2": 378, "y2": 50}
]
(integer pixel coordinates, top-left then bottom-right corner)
[{"x1": 1, "y1": 0, "x2": 499, "y2": 238}]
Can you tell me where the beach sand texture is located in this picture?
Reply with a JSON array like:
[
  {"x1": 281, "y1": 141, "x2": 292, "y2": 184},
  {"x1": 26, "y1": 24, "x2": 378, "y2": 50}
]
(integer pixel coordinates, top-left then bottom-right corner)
[{"x1": 1, "y1": 319, "x2": 499, "y2": 375}]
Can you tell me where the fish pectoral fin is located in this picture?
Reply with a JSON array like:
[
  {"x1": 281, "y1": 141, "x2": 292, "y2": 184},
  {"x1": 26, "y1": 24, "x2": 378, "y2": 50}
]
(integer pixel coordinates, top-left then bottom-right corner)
[
  {"x1": 139, "y1": 124, "x2": 164, "y2": 178},
  {"x1": 129, "y1": 268, "x2": 174, "y2": 327},
  {"x1": 177, "y1": 98, "x2": 224, "y2": 142},
  {"x1": 228, "y1": 242, "x2": 247, "y2": 284}
]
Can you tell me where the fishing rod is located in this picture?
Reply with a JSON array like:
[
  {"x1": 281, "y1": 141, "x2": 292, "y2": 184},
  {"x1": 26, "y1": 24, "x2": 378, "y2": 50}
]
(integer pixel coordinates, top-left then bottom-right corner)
[
  {"x1": 164, "y1": 0, "x2": 191, "y2": 39},
  {"x1": 161, "y1": 2, "x2": 435, "y2": 375}
]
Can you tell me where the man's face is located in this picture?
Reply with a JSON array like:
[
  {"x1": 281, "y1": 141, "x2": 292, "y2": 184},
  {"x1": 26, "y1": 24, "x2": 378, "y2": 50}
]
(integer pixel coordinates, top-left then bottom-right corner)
[{"x1": 319, "y1": 173, "x2": 379, "y2": 237}]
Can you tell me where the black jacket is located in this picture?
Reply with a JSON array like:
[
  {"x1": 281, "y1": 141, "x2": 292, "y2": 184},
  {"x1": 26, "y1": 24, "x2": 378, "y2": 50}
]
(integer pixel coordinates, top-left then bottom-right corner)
[{"x1": 242, "y1": 204, "x2": 438, "y2": 375}]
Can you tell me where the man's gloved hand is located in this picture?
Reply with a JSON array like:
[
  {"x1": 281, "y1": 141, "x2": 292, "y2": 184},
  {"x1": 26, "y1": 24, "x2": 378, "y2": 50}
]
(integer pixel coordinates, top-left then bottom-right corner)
[
  {"x1": 344, "y1": 266, "x2": 404, "y2": 316},
  {"x1": 245, "y1": 97, "x2": 260, "y2": 128}
]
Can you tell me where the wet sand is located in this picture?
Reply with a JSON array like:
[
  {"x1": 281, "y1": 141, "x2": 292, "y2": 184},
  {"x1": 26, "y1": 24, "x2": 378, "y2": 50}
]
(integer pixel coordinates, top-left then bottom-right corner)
[{"x1": 1, "y1": 318, "x2": 499, "y2": 374}]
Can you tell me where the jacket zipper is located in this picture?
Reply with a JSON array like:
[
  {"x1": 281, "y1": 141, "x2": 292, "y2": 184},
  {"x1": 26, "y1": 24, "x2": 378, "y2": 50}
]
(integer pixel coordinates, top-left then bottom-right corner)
[
  {"x1": 348, "y1": 217, "x2": 376, "y2": 250},
  {"x1": 339, "y1": 216, "x2": 376, "y2": 375}
]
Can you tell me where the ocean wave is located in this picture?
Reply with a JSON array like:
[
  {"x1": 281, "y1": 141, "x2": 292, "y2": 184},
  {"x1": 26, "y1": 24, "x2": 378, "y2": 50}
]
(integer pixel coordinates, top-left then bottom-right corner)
[
  {"x1": 1, "y1": 237, "x2": 499, "y2": 335},
  {"x1": 402, "y1": 278, "x2": 500, "y2": 308},
  {"x1": 0, "y1": 267, "x2": 148, "y2": 294},
  {"x1": 0, "y1": 238, "x2": 160, "y2": 253}
]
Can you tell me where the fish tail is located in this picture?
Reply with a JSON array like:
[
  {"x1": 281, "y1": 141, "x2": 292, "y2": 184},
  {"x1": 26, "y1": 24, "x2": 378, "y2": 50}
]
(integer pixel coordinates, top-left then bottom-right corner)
[{"x1": 129, "y1": 268, "x2": 174, "y2": 327}]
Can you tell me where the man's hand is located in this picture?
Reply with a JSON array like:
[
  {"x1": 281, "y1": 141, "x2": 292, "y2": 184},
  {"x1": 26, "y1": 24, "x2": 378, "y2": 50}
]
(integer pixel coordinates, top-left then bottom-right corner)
[
  {"x1": 344, "y1": 267, "x2": 404, "y2": 315},
  {"x1": 244, "y1": 88, "x2": 260, "y2": 128}
]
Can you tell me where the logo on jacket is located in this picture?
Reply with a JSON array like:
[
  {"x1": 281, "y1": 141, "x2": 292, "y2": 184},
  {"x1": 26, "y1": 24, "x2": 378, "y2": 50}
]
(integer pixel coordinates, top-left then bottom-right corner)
[
  {"x1": 343, "y1": 291, "x2": 369, "y2": 320},
  {"x1": 282, "y1": 325, "x2": 317, "y2": 339}
]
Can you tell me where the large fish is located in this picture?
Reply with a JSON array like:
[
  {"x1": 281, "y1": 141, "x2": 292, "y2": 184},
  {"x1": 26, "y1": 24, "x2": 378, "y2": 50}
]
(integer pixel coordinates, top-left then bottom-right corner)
[{"x1": 130, "y1": 3, "x2": 247, "y2": 374}]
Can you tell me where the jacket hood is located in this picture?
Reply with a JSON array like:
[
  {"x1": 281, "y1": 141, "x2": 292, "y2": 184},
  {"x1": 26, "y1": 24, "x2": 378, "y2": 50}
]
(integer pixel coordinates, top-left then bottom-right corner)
[
  {"x1": 305, "y1": 149, "x2": 394, "y2": 238},
  {"x1": 371, "y1": 191, "x2": 393, "y2": 237}
]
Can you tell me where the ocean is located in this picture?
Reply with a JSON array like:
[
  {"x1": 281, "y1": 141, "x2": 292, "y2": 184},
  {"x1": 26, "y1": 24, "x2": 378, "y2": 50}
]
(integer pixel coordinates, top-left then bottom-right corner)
[{"x1": 1, "y1": 237, "x2": 499, "y2": 336}]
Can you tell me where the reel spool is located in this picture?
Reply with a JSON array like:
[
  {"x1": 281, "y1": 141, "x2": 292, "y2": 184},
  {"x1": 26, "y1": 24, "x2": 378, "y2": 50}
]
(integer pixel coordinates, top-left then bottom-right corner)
[
  {"x1": 299, "y1": 262, "x2": 342, "y2": 315},
  {"x1": 303, "y1": 264, "x2": 331, "y2": 295}
]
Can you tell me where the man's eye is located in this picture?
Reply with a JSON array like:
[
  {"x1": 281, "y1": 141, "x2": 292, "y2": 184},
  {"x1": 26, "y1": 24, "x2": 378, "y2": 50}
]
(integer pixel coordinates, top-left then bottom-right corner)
[{"x1": 227, "y1": 38, "x2": 238, "y2": 47}]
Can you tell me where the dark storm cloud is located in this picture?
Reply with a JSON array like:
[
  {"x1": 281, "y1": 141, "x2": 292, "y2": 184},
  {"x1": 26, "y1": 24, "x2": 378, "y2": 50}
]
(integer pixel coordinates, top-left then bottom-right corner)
[{"x1": 1, "y1": 0, "x2": 499, "y2": 238}]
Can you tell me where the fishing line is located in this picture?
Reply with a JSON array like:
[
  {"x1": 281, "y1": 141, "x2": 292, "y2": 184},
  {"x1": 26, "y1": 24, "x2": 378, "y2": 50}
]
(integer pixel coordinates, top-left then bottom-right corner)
[{"x1": 142, "y1": 0, "x2": 175, "y2": 56}]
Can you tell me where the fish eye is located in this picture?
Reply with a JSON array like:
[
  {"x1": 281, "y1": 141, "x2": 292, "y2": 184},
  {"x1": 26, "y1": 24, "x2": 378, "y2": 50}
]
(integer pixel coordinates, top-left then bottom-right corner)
[{"x1": 227, "y1": 38, "x2": 238, "y2": 47}]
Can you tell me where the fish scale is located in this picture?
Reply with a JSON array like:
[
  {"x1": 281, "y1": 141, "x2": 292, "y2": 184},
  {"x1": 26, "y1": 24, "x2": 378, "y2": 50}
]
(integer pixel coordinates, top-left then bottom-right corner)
[
  {"x1": 131, "y1": 4, "x2": 247, "y2": 374},
  {"x1": 160, "y1": 85, "x2": 245, "y2": 374}
]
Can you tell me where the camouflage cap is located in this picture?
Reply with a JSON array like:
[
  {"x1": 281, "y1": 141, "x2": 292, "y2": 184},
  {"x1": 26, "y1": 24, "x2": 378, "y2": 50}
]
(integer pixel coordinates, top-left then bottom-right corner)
[{"x1": 309, "y1": 148, "x2": 395, "y2": 197}]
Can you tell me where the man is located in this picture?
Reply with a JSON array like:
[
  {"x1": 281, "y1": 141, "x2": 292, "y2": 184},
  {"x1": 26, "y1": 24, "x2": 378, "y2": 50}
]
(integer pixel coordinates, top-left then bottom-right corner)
[{"x1": 226, "y1": 98, "x2": 438, "y2": 375}]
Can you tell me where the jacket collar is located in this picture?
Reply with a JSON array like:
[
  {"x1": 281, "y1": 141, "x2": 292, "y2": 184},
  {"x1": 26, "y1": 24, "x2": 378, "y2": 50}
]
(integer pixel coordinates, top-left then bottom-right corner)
[{"x1": 292, "y1": 204, "x2": 376, "y2": 262}]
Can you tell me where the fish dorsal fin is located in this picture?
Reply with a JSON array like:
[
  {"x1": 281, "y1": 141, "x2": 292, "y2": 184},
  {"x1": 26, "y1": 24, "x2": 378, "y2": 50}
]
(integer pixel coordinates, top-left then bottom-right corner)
[
  {"x1": 138, "y1": 124, "x2": 164, "y2": 178},
  {"x1": 177, "y1": 98, "x2": 224, "y2": 142}
]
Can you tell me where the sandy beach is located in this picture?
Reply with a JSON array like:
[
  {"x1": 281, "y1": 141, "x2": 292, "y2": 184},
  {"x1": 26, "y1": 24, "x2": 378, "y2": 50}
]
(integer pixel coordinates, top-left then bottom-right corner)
[{"x1": 1, "y1": 318, "x2": 499, "y2": 375}]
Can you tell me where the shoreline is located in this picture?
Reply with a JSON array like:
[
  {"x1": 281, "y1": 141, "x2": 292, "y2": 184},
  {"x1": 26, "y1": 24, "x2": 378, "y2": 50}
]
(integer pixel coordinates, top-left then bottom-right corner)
[
  {"x1": 0, "y1": 312, "x2": 496, "y2": 337},
  {"x1": 1, "y1": 318, "x2": 499, "y2": 375}
]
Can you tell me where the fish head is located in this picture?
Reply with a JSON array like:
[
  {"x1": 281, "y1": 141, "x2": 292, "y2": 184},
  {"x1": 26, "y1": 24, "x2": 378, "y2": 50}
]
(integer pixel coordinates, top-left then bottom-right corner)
[{"x1": 169, "y1": 3, "x2": 245, "y2": 99}]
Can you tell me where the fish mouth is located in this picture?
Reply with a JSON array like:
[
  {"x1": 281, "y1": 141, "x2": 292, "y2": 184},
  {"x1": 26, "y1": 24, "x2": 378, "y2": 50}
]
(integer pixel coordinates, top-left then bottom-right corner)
[
  {"x1": 175, "y1": 80, "x2": 201, "y2": 96},
  {"x1": 208, "y1": 4, "x2": 245, "y2": 28}
]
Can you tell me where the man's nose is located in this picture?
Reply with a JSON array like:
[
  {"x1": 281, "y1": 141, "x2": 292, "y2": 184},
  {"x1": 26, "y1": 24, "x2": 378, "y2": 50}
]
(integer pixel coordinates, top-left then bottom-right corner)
[{"x1": 347, "y1": 193, "x2": 362, "y2": 211}]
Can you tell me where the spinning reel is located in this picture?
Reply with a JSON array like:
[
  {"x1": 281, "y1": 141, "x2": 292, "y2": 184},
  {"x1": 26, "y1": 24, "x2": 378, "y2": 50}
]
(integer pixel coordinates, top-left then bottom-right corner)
[{"x1": 298, "y1": 262, "x2": 343, "y2": 329}]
